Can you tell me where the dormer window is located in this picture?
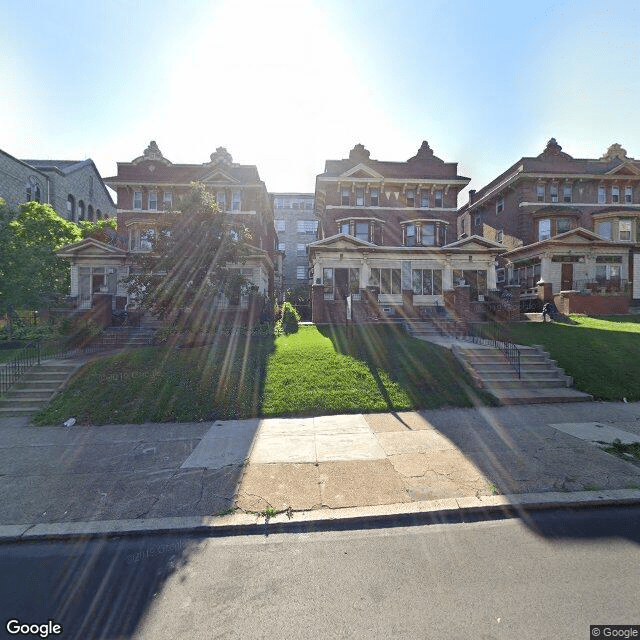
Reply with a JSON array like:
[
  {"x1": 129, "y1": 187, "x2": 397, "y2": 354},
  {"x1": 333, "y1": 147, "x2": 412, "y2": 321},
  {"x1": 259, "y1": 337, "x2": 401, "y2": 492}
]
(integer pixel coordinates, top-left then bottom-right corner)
[
  {"x1": 340, "y1": 222, "x2": 350, "y2": 235},
  {"x1": 406, "y1": 189, "x2": 415, "y2": 207},
  {"x1": 370, "y1": 188, "x2": 379, "y2": 206},
  {"x1": 355, "y1": 221, "x2": 369, "y2": 241},
  {"x1": 422, "y1": 223, "x2": 435, "y2": 245}
]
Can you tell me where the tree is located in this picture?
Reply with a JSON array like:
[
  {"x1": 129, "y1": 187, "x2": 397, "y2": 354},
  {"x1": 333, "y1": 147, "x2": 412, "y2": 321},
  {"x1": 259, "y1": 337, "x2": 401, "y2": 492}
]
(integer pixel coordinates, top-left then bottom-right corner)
[
  {"x1": 125, "y1": 182, "x2": 251, "y2": 326},
  {"x1": 79, "y1": 217, "x2": 117, "y2": 243},
  {"x1": 0, "y1": 200, "x2": 81, "y2": 312}
]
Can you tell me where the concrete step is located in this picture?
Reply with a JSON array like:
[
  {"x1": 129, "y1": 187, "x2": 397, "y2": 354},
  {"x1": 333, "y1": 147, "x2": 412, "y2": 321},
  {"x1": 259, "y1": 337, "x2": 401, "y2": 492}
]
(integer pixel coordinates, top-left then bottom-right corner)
[
  {"x1": 471, "y1": 365, "x2": 563, "y2": 377},
  {"x1": 487, "y1": 388, "x2": 594, "y2": 405},
  {"x1": 482, "y1": 377, "x2": 570, "y2": 389},
  {"x1": 6, "y1": 389, "x2": 55, "y2": 399},
  {"x1": 0, "y1": 397, "x2": 49, "y2": 409},
  {"x1": 0, "y1": 407, "x2": 44, "y2": 417},
  {"x1": 12, "y1": 379, "x2": 66, "y2": 390}
]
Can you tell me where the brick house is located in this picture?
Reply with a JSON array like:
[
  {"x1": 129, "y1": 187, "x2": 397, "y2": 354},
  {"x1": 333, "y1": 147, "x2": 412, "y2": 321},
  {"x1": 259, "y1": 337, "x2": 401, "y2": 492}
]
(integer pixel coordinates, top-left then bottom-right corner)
[
  {"x1": 57, "y1": 142, "x2": 279, "y2": 319},
  {"x1": 310, "y1": 142, "x2": 504, "y2": 323},
  {"x1": 0, "y1": 148, "x2": 115, "y2": 221},
  {"x1": 457, "y1": 139, "x2": 640, "y2": 311}
]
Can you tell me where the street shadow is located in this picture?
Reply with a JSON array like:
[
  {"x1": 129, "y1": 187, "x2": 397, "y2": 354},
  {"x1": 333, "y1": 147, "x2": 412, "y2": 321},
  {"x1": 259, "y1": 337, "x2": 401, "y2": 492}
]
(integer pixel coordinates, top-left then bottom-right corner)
[{"x1": 0, "y1": 534, "x2": 210, "y2": 639}]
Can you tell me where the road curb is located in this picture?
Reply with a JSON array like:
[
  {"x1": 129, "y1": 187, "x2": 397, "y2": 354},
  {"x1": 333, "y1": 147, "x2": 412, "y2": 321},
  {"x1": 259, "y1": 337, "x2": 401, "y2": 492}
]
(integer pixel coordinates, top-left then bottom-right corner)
[{"x1": 2, "y1": 489, "x2": 640, "y2": 542}]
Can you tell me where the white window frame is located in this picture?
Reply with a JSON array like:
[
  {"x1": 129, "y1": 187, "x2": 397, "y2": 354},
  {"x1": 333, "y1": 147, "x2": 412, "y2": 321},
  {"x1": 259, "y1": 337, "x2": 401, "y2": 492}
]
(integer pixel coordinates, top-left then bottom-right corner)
[
  {"x1": 598, "y1": 186, "x2": 606, "y2": 204},
  {"x1": 356, "y1": 188, "x2": 365, "y2": 206},
  {"x1": 619, "y1": 219, "x2": 632, "y2": 241},
  {"x1": 536, "y1": 185, "x2": 545, "y2": 202},
  {"x1": 612, "y1": 186, "x2": 620, "y2": 203},
  {"x1": 296, "y1": 266, "x2": 307, "y2": 280},
  {"x1": 435, "y1": 190, "x2": 443, "y2": 208},
  {"x1": 563, "y1": 185, "x2": 572, "y2": 203},
  {"x1": 596, "y1": 220, "x2": 612, "y2": 239},
  {"x1": 406, "y1": 189, "x2": 415, "y2": 207},
  {"x1": 163, "y1": 191, "x2": 173, "y2": 209},
  {"x1": 625, "y1": 187, "x2": 633, "y2": 204},
  {"x1": 538, "y1": 218, "x2": 551, "y2": 241},
  {"x1": 133, "y1": 191, "x2": 142, "y2": 210},
  {"x1": 496, "y1": 229, "x2": 503, "y2": 243},
  {"x1": 496, "y1": 197, "x2": 504, "y2": 214},
  {"x1": 549, "y1": 185, "x2": 558, "y2": 203},
  {"x1": 370, "y1": 188, "x2": 379, "y2": 207},
  {"x1": 148, "y1": 191, "x2": 158, "y2": 211},
  {"x1": 217, "y1": 191, "x2": 226, "y2": 210},
  {"x1": 274, "y1": 219, "x2": 285, "y2": 232},
  {"x1": 341, "y1": 188, "x2": 350, "y2": 206}
]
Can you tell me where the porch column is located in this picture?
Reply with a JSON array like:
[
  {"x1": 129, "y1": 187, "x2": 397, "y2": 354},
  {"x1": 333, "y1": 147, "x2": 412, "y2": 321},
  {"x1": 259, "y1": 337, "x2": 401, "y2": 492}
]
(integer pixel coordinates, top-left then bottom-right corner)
[
  {"x1": 487, "y1": 261, "x2": 497, "y2": 290},
  {"x1": 443, "y1": 262, "x2": 453, "y2": 291}
]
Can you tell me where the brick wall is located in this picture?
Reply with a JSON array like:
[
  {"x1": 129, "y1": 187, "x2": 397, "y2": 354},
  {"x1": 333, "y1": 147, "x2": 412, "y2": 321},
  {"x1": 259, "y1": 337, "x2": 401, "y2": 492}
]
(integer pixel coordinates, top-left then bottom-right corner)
[{"x1": 554, "y1": 292, "x2": 629, "y2": 315}]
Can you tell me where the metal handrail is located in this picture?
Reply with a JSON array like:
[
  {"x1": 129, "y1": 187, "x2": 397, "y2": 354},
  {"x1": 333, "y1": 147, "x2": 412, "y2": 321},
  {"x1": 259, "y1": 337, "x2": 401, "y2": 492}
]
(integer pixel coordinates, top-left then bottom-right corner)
[
  {"x1": 459, "y1": 321, "x2": 521, "y2": 378},
  {"x1": 0, "y1": 341, "x2": 41, "y2": 396}
]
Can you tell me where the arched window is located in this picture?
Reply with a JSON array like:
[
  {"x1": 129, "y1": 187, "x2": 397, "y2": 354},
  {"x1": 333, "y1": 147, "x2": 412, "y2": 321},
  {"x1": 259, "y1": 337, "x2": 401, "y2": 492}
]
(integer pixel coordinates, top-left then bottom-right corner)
[
  {"x1": 96, "y1": 209, "x2": 102, "y2": 219},
  {"x1": 88, "y1": 205, "x2": 95, "y2": 221},
  {"x1": 34, "y1": 185, "x2": 41, "y2": 202},
  {"x1": 78, "y1": 200, "x2": 85, "y2": 221},
  {"x1": 67, "y1": 195, "x2": 76, "y2": 221}
]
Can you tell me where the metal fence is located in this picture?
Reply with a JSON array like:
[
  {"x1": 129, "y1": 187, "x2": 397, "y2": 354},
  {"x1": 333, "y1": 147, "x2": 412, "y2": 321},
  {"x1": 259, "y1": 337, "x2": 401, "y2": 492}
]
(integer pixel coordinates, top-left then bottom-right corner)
[
  {"x1": 0, "y1": 342, "x2": 41, "y2": 396},
  {"x1": 459, "y1": 321, "x2": 521, "y2": 378}
]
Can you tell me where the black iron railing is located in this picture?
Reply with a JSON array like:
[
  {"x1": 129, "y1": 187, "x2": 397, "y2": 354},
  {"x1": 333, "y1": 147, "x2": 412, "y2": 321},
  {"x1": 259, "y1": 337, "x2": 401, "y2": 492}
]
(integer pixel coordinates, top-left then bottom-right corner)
[
  {"x1": 461, "y1": 321, "x2": 521, "y2": 378},
  {"x1": 0, "y1": 342, "x2": 41, "y2": 396}
]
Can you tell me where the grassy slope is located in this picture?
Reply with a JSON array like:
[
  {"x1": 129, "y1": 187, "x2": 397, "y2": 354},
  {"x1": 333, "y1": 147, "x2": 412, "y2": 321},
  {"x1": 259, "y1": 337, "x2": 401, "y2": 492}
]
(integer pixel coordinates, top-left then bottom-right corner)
[
  {"x1": 33, "y1": 325, "x2": 491, "y2": 425},
  {"x1": 507, "y1": 315, "x2": 640, "y2": 401}
]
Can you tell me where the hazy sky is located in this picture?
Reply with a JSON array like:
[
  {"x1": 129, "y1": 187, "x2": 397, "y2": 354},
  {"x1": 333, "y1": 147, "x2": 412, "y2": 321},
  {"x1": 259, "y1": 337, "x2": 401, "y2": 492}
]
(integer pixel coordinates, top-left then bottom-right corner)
[{"x1": 2, "y1": 0, "x2": 639, "y2": 200}]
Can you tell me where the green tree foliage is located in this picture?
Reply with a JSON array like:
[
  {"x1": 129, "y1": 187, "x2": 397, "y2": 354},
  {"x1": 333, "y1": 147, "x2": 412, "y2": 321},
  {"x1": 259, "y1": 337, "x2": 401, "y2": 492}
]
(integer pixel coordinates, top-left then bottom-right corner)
[
  {"x1": 79, "y1": 217, "x2": 117, "y2": 242},
  {"x1": 125, "y1": 182, "x2": 251, "y2": 324},
  {"x1": 276, "y1": 301, "x2": 300, "y2": 335},
  {"x1": 0, "y1": 200, "x2": 81, "y2": 312}
]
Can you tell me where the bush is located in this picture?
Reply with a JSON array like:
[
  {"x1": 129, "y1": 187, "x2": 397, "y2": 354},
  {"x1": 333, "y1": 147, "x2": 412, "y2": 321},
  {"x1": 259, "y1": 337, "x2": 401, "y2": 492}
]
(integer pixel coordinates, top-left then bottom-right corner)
[{"x1": 275, "y1": 301, "x2": 300, "y2": 335}]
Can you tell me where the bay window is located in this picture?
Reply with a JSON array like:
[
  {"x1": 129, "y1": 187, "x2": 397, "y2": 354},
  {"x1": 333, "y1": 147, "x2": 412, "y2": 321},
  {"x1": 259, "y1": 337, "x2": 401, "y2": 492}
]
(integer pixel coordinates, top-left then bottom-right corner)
[
  {"x1": 596, "y1": 220, "x2": 612, "y2": 239},
  {"x1": 370, "y1": 268, "x2": 401, "y2": 294},
  {"x1": 412, "y1": 269, "x2": 443, "y2": 295}
]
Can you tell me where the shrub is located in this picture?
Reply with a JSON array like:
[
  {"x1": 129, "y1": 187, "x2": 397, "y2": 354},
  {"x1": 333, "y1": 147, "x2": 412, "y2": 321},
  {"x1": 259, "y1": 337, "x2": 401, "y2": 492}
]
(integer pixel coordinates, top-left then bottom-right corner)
[{"x1": 275, "y1": 301, "x2": 300, "y2": 335}]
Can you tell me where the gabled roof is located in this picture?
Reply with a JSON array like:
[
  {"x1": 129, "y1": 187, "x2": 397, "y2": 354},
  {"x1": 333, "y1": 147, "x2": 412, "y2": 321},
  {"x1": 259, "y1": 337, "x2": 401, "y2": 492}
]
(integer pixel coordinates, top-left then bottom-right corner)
[
  {"x1": 308, "y1": 233, "x2": 377, "y2": 249},
  {"x1": 318, "y1": 142, "x2": 470, "y2": 182},
  {"x1": 56, "y1": 237, "x2": 127, "y2": 258},
  {"x1": 502, "y1": 227, "x2": 625, "y2": 258},
  {"x1": 444, "y1": 235, "x2": 505, "y2": 250},
  {"x1": 341, "y1": 163, "x2": 385, "y2": 179},
  {"x1": 23, "y1": 159, "x2": 93, "y2": 175}
]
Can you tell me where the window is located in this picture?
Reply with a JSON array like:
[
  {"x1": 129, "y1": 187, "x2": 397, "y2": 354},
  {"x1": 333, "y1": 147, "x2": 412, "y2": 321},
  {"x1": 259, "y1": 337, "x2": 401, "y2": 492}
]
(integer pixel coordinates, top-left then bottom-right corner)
[
  {"x1": 274, "y1": 219, "x2": 285, "y2": 232},
  {"x1": 612, "y1": 186, "x2": 620, "y2": 203},
  {"x1": 619, "y1": 220, "x2": 632, "y2": 241},
  {"x1": 148, "y1": 191, "x2": 158, "y2": 211},
  {"x1": 277, "y1": 242, "x2": 285, "y2": 252},
  {"x1": 370, "y1": 188, "x2": 379, "y2": 206},
  {"x1": 67, "y1": 195, "x2": 75, "y2": 221},
  {"x1": 563, "y1": 185, "x2": 572, "y2": 203},
  {"x1": 216, "y1": 191, "x2": 226, "y2": 210},
  {"x1": 412, "y1": 269, "x2": 443, "y2": 295},
  {"x1": 538, "y1": 218, "x2": 551, "y2": 241},
  {"x1": 355, "y1": 221, "x2": 369, "y2": 242},
  {"x1": 296, "y1": 266, "x2": 307, "y2": 280},
  {"x1": 297, "y1": 220, "x2": 317, "y2": 233},
  {"x1": 435, "y1": 190, "x2": 443, "y2": 208},
  {"x1": 78, "y1": 200, "x2": 85, "y2": 221},
  {"x1": 305, "y1": 201, "x2": 314, "y2": 210},
  {"x1": 356, "y1": 188, "x2": 365, "y2": 206},
  {"x1": 341, "y1": 188, "x2": 350, "y2": 206},
  {"x1": 422, "y1": 223, "x2": 435, "y2": 246},
  {"x1": 473, "y1": 212, "x2": 483, "y2": 228},
  {"x1": 496, "y1": 268, "x2": 506, "y2": 284},
  {"x1": 323, "y1": 268, "x2": 334, "y2": 296},
  {"x1": 133, "y1": 191, "x2": 142, "y2": 210},
  {"x1": 420, "y1": 191, "x2": 430, "y2": 208},
  {"x1": 370, "y1": 268, "x2": 401, "y2": 294},
  {"x1": 496, "y1": 229, "x2": 504, "y2": 243},
  {"x1": 536, "y1": 185, "x2": 545, "y2": 202},
  {"x1": 296, "y1": 243, "x2": 306, "y2": 255},
  {"x1": 596, "y1": 220, "x2": 612, "y2": 239},
  {"x1": 625, "y1": 187, "x2": 633, "y2": 204},
  {"x1": 340, "y1": 222, "x2": 350, "y2": 235},
  {"x1": 140, "y1": 228, "x2": 155, "y2": 251},
  {"x1": 550, "y1": 185, "x2": 558, "y2": 203},
  {"x1": 231, "y1": 191, "x2": 241, "y2": 211},
  {"x1": 405, "y1": 224, "x2": 416, "y2": 246},
  {"x1": 88, "y1": 205, "x2": 94, "y2": 221},
  {"x1": 406, "y1": 189, "x2": 415, "y2": 207},
  {"x1": 598, "y1": 186, "x2": 606, "y2": 204},
  {"x1": 496, "y1": 197, "x2": 504, "y2": 213},
  {"x1": 163, "y1": 191, "x2": 173, "y2": 209},
  {"x1": 557, "y1": 217, "x2": 571, "y2": 234}
]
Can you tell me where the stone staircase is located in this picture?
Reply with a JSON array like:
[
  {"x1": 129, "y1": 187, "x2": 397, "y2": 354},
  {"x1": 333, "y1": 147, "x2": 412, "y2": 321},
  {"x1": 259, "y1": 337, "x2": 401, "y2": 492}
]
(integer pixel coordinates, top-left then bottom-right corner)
[
  {"x1": 453, "y1": 344, "x2": 593, "y2": 404},
  {"x1": 0, "y1": 359, "x2": 83, "y2": 418}
]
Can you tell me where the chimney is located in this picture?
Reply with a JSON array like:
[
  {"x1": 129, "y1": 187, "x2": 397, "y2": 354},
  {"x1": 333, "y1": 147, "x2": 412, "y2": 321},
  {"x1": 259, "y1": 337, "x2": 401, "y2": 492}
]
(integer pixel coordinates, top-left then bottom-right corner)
[{"x1": 468, "y1": 189, "x2": 476, "y2": 204}]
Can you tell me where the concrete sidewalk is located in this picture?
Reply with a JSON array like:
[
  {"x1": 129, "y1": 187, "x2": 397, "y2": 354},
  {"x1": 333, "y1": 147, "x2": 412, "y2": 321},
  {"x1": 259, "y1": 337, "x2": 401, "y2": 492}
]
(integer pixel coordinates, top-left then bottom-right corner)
[{"x1": 0, "y1": 401, "x2": 639, "y2": 539}]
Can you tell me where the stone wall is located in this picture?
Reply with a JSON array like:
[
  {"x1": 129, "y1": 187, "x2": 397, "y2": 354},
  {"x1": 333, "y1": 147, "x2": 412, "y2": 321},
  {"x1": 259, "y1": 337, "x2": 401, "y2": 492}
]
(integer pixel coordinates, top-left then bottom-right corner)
[{"x1": 0, "y1": 151, "x2": 48, "y2": 212}]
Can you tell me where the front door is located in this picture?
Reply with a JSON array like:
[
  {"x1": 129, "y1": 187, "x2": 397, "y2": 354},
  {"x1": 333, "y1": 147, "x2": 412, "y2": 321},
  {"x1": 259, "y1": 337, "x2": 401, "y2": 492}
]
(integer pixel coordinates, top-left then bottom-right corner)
[
  {"x1": 561, "y1": 263, "x2": 573, "y2": 291},
  {"x1": 335, "y1": 268, "x2": 349, "y2": 300}
]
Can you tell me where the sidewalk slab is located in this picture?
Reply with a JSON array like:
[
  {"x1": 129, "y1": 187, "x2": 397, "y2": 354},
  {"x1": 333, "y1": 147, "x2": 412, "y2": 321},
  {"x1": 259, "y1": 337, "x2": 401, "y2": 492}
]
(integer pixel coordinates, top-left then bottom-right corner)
[{"x1": 549, "y1": 422, "x2": 640, "y2": 445}]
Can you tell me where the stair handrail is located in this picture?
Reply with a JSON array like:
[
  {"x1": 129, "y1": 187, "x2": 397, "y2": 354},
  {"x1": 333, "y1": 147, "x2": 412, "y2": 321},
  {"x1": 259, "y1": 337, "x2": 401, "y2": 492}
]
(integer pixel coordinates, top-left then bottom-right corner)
[
  {"x1": 459, "y1": 321, "x2": 521, "y2": 378},
  {"x1": 0, "y1": 341, "x2": 41, "y2": 397}
]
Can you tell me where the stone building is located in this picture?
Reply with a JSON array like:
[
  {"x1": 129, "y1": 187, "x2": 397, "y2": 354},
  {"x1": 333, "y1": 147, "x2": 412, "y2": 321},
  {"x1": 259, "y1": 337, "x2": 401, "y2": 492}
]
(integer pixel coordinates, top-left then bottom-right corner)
[
  {"x1": 271, "y1": 192, "x2": 316, "y2": 291},
  {"x1": 310, "y1": 142, "x2": 504, "y2": 323},
  {"x1": 0, "y1": 148, "x2": 115, "y2": 221},
  {"x1": 58, "y1": 142, "x2": 279, "y2": 318},
  {"x1": 457, "y1": 139, "x2": 640, "y2": 310}
]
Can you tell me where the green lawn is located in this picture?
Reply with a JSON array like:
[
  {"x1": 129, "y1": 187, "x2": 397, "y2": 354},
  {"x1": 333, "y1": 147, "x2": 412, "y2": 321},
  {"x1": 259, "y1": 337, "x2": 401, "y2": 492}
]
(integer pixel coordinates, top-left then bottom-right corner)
[
  {"x1": 507, "y1": 315, "x2": 640, "y2": 401},
  {"x1": 33, "y1": 325, "x2": 492, "y2": 425}
]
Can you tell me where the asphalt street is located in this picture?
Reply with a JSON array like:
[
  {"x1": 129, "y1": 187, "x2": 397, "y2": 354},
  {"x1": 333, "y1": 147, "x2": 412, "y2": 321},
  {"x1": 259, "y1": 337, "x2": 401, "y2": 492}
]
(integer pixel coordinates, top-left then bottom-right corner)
[{"x1": 1, "y1": 506, "x2": 639, "y2": 640}]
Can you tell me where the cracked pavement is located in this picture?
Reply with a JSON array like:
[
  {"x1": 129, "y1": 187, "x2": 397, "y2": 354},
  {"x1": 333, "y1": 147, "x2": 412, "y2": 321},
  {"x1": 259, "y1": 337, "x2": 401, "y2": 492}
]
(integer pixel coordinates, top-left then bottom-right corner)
[{"x1": 0, "y1": 401, "x2": 639, "y2": 527}]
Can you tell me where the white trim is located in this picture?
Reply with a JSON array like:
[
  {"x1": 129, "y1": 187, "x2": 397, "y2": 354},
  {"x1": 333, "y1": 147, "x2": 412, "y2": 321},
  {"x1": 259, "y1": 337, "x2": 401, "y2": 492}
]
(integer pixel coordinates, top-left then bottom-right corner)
[{"x1": 519, "y1": 201, "x2": 640, "y2": 210}]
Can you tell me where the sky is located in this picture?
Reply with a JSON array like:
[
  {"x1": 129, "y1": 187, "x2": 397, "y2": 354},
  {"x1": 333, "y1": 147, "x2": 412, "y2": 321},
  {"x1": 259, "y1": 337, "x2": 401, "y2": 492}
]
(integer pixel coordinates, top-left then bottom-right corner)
[{"x1": 2, "y1": 0, "x2": 640, "y2": 201}]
